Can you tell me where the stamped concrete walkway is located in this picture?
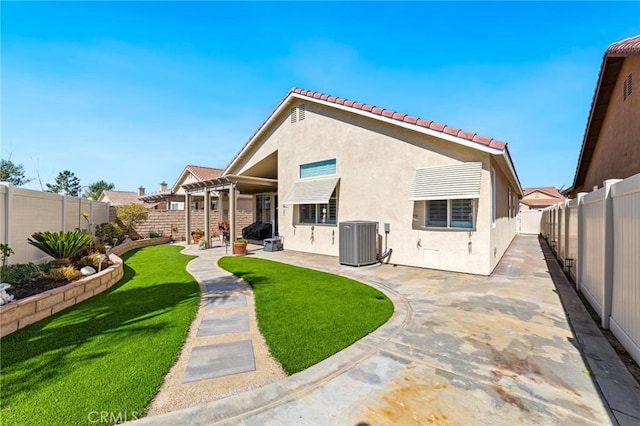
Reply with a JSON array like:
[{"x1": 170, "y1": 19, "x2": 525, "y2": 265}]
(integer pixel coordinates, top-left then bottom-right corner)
[
  {"x1": 145, "y1": 243, "x2": 285, "y2": 415},
  {"x1": 136, "y1": 235, "x2": 640, "y2": 425}
]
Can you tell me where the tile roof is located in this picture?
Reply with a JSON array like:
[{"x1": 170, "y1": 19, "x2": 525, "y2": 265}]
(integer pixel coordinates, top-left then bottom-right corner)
[
  {"x1": 100, "y1": 190, "x2": 140, "y2": 205},
  {"x1": 289, "y1": 88, "x2": 508, "y2": 150},
  {"x1": 225, "y1": 87, "x2": 511, "y2": 177},
  {"x1": 606, "y1": 34, "x2": 640, "y2": 56},
  {"x1": 185, "y1": 165, "x2": 224, "y2": 181},
  {"x1": 570, "y1": 34, "x2": 640, "y2": 193},
  {"x1": 520, "y1": 198, "x2": 564, "y2": 208},
  {"x1": 522, "y1": 186, "x2": 565, "y2": 199}
]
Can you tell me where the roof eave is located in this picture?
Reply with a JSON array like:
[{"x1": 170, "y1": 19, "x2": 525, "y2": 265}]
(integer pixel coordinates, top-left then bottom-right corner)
[{"x1": 224, "y1": 89, "x2": 511, "y2": 176}]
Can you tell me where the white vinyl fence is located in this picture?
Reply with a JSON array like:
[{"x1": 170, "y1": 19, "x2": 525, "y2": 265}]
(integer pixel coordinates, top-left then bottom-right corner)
[
  {"x1": 541, "y1": 175, "x2": 640, "y2": 366},
  {"x1": 518, "y1": 209, "x2": 542, "y2": 235},
  {"x1": 0, "y1": 183, "x2": 110, "y2": 265}
]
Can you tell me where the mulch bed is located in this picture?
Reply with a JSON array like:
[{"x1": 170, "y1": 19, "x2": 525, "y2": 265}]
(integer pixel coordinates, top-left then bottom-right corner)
[{"x1": 9, "y1": 279, "x2": 73, "y2": 301}]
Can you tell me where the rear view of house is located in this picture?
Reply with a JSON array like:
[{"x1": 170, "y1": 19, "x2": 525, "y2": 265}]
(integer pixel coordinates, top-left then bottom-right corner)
[{"x1": 217, "y1": 88, "x2": 522, "y2": 275}]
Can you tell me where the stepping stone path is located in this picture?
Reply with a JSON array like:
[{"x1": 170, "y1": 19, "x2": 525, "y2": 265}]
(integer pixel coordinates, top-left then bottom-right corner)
[{"x1": 182, "y1": 248, "x2": 257, "y2": 384}]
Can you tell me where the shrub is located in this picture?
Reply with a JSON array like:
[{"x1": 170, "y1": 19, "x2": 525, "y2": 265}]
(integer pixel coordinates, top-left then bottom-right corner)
[
  {"x1": 46, "y1": 266, "x2": 81, "y2": 281},
  {"x1": 27, "y1": 230, "x2": 94, "y2": 265},
  {"x1": 95, "y1": 222, "x2": 123, "y2": 244},
  {"x1": 2, "y1": 263, "x2": 49, "y2": 286},
  {"x1": 148, "y1": 231, "x2": 160, "y2": 238},
  {"x1": 116, "y1": 204, "x2": 148, "y2": 235},
  {"x1": 77, "y1": 253, "x2": 110, "y2": 270}
]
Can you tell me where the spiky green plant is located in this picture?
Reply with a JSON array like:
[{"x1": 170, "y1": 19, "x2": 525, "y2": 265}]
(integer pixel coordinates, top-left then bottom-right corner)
[{"x1": 27, "y1": 230, "x2": 94, "y2": 265}]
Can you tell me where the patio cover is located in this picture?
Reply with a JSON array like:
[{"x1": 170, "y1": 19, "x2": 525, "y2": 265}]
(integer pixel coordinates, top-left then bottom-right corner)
[
  {"x1": 283, "y1": 177, "x2": 339, "y2": 205},
  {"x1": 409, "y1": 162, "x2": 482, "y2": 201}
]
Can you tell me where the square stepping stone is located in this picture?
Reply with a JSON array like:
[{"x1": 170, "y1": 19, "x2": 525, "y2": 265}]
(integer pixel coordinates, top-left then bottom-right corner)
[
  {"x1": 206, "y1": 294, "x2": 247, "y2": 310},
  {"x1": 183, "y1": 340, "x2": 255, "y2": 383},
  {"x1": 197, "y1": 312, "x2": 249, "y2": 336},
  {"x1": 205, "y1": 282, "x2": 245, "y2": 292}
]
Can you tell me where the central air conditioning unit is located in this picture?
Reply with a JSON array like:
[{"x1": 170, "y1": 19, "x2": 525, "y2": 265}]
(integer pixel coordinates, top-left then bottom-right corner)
[{"x1": 339, "y1": 221, "x2": 378, "y2": 267}]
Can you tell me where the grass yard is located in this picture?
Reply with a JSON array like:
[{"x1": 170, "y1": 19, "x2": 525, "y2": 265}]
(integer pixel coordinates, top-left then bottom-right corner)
[
  {"x1": 0, "y1": 245, "x2": 200, "y2": 426},
  {"x1": 218, "y1": 256, "x2": 393, "y2": 374}
]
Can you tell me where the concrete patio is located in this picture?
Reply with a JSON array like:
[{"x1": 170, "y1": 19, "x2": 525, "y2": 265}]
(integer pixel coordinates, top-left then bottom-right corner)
[{"x1": 134, "y1": 235, "x2": 640, "y2": 425}]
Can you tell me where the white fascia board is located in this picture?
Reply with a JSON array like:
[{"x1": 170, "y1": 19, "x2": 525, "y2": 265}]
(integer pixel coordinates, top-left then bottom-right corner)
[{"x1": 224, "y1": 92, "x2": 507, "y2": 175}]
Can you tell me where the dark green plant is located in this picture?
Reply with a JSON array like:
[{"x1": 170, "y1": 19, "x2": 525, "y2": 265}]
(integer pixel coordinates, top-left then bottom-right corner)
[
  {"x1": 95, "y1": 222, "x2": 123, "y2": 244},
  {"x1": 0, "y1": 243, "x2": 15, "y2": 281},
  {"x1": 27, "y1": 230, "x2": 94, "y2": 265},
  {"x1": 148, "y1": 231, "x2": 160, "y2": 238},
  {"x1": 2, "y1": 263, "x2": 49, "y2": 286},
  {"x1": 0, "y1": 158, "x2": 31, "y2": 186},
  {"x1": 83, "y1": 180, "x2": 115, "y2": 200},
  {"x1": 45, "y1": 170, "x2": 81, "y2": 196}
]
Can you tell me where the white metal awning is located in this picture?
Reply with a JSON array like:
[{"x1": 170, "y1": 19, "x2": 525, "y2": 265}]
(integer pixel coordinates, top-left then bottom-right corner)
[
  {"x1": 283, "y1": 177, "x2": 339, "y2": 205},
  {"x1": 409, "y1": 162, "x2": 482, "y2": 200}
]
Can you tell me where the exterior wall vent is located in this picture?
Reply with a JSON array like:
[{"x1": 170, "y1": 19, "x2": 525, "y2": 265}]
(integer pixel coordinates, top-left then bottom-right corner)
[
  {"x1": 339, "y1": 221, "x2": 378, "y2": 266},
  {"x1": 290, "y1": 107, "x2": 297, "y2": 123},
  {"x1": 624, "y1": 73, "x2": 632, "y2": 101},
  {"x1": 299, "y1": 104, "x2": 306, "y2": 120}
]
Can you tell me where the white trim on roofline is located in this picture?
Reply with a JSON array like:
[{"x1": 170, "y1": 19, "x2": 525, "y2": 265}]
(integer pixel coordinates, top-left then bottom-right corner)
[{"x1": 224, "y1": 92, "x2": 521, "y2": 193}]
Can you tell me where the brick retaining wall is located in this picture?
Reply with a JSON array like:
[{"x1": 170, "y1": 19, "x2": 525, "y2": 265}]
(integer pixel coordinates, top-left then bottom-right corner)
[{"x1": 0, "y1": 236, "x2": 171, "y2": 338}]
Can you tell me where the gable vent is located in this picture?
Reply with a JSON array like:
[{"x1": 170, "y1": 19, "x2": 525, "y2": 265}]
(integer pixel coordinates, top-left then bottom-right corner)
[
  {"x1": 299, "y1": 104, "x2": 306, "y2": 120},
  {"x1": 290, "y1": 107, "x2": 297, "y2": 123},
  {"x1": 624, "y1": 73, "x2": 633, "y2": 101}
]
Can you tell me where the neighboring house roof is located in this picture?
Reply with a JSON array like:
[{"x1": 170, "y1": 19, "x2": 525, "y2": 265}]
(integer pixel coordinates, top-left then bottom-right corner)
[
  {"x1": 224, "y1": 87, "x2": 522, "y2": 194},
  {"x1": 520, "y1": 186, "x2": 565, "y2": 208},
  {"x1": 569, "y1": 34, "x2": 640, "y2": 194},
  {"x1": 98, "y1": 190, "x2": 139, "y2": 206},
  {"x1": 185, "y1": 165, "x2": 224, "y2": 181},
  {"x1": 171, "y1": 165, "x2": 224, "y2": 193},
  {"x1": 522, "y1": 186, "x2": 565, "y2": 199}
]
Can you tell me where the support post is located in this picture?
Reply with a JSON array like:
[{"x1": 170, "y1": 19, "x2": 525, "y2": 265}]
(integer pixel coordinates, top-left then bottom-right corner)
[
  {"x1": 185, "y1": 192, "x2": 191, "y2": 243},
  {"x1": 575, "y1": 192, "x2": 587, "y2": 291},
  {"x1": 602, "y1": 179, "x2": 621, "y2": 329},
  {"x1": 204, "y1": 189, "x2": 211, "y2": 248},
  {"x1": 229, "y1": 183, "x2": 237, "y2": 242}
]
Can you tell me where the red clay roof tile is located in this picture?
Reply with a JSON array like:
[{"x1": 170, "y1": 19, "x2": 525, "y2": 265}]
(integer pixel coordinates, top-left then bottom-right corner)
[
  {"x1": 443, "y1": 126, "x2": 460, "y2": 136},
  {"x1": 225, "y1": 86, "x2": 511, "y2": 176},
  {"x1": 606, "y1": 34, "x2": 640, "y2": 55},
  {"x1": 458, "y1": 130, "x2": 476, "y2": 140}
]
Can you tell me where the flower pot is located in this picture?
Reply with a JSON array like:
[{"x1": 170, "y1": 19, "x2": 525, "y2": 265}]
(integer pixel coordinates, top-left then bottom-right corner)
[
  {"x1": 192, "y1": 234, "x2": 202, "y2": 244},
  {"x1": 232, "y1": 241, "x2": 247, "y2": 255}
]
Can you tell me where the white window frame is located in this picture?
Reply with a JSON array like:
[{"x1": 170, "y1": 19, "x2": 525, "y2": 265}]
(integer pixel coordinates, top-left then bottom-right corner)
[
  {"x1": 425, "y1": 199, "x2": 475, "y2": 230},
  {"x1": 297, "y1": 189, "x2": 338, "y2": 226}
]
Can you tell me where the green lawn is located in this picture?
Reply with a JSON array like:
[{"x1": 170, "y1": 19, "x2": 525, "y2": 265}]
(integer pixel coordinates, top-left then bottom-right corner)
[
  {"x1": 0, "y1": 245, "x2": 200, "y2": 426},
  {"x1": 218, "y1": 256, "x2": 393, "y2": 374}
]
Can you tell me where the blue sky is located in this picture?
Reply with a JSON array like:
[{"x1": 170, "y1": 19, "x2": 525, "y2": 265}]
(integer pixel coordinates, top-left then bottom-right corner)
[{"x1": 2, "y1": 2, "x2": 639, "y2": 194}]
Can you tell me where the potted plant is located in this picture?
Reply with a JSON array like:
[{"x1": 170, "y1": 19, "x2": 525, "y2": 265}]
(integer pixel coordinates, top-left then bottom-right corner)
[
  {"x1": 191, "y1": 228, "x2": 204, "y2": 244},
  {"x1": 232, "y1": 238, "x2": 248, "y2": 255}
]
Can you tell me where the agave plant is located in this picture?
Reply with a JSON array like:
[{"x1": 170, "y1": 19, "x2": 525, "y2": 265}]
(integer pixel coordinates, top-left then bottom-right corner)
[{"x1": 27, "y1": 230, "x2": 94, "y2": 265}]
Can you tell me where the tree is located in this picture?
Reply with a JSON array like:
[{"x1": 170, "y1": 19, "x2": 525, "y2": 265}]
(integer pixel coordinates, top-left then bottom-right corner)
[
  {"x1": 84, "y1": 180, "x2": 115, "y2": 200},
  {"x1": 46, "y1": 170, "x2": 81, "y2": 196},
  {"x1": 0, "y1": 159, "x2": 31, "y2": 186},
  {"x1": 116, "y1": 203, "x2": 148, "y2": 236}
]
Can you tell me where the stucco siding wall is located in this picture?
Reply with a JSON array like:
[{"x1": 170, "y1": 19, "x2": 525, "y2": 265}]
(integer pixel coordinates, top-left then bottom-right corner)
[
  {"x1": 267, "y1": 102, "x2": 497, "y2": 275},
  {"x1": 580, "y1": 57, "x2": 640, "y2": 192},
  {"x1": 489, "y1": 162, "x2": 519, "y2": 272}
]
